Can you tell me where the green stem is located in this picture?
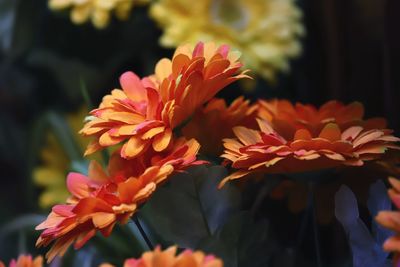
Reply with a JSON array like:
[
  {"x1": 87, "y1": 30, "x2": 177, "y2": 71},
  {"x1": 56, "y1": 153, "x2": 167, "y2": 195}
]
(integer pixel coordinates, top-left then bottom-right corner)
[{"x1": 133, "y1": 217, "x2": 154, "y2": 250}]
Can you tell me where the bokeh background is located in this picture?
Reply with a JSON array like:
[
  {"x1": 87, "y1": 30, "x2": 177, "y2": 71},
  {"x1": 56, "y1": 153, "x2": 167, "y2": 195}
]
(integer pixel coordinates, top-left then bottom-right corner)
[{"x1": 0, "y1": 0, "x2": 399, "y2": 265}]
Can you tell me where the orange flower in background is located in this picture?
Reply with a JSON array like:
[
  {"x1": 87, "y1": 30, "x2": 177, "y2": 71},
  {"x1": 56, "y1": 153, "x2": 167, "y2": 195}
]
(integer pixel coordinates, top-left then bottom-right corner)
[
  {"x1": 151, "y1": 42, "x2": 250, "y2": 128},
  {"x1": 36, "y1": 137, "x2": 205, "y2": 262},
  {"x1": 81, "y1": 42, "x2": 248, "y2": 159},
  {"x1": 101, "y1": 246, "x2": 223, "y2": 267},
  {"x1": 220, "y1": 101, "x2": 400, "y2": 187},
  {"x1": 376, "y1": 177, "x2": 400, "y2": 266},
  {"x1": 257, "y1": 99, "x2": 387, "y2": 140},
  {"x1": 0, "y1": 254, "x2": 43, "y2": 267},
  {"x1": 182, "y1": 97, "x2": 257, "y2": 156}
]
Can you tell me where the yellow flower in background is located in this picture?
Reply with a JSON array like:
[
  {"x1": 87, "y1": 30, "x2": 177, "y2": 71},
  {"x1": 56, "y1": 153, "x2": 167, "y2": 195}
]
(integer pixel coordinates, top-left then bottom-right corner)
[
  {"x1": 48, "y1": 0, "x2": 150, "y2": 29},
  {"x1": 34, "y1": 107, "x2": 100, "y2": 208},
  {"x1": 150, "y1": 0, "x2": 305, "y2": 81}
]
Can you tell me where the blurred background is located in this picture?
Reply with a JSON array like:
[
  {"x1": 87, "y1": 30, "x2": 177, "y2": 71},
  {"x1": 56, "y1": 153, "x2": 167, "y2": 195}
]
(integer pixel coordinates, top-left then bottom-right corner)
[{"x1": 0, "y1": 0, "x2": 399, "y2": 265}]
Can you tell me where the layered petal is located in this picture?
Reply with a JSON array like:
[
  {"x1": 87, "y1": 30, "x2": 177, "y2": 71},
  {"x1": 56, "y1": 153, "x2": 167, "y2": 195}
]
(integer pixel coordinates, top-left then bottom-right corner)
[
  {"x1": 81, "y1": 42, "x2": 247, "y2": 159},
  {"x1": 221, "y1": 101, "x2": 400, "y2": 187}
]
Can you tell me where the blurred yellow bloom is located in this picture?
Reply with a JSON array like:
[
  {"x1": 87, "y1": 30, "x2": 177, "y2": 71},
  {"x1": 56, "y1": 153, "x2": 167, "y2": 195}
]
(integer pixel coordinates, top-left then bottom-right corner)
[
  {"x1": 34, "y1": 107, "x2": 99, "y2": 208},
  {"x1": 150, "y1": 0, "x2": 305, "y2": 81},
  {"x1": 49, "y1": 0, "x2": 150, "y2": 29}
]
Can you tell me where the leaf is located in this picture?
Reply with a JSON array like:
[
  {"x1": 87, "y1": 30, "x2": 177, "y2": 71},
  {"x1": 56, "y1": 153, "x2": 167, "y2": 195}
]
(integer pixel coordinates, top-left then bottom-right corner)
[
  {"x1": 0, "y1": 0, "x2": 17, "y2": 53},
  {"x1": 335, "y1": 185, "x2": 388, "y2": 267},
  {"x1": 27, "y1": 50, "x2": 99, "y2": 102},
  {"x1": 197, "y1": 211, "x2": 276, "y2": 267},
  {"x1": 335, "y1": 185, "x2": 359, "y2": 226},
  {"x1": 46, "y1": 111, "x2": 82, "y2": 161},
  {"x1": 141, "y1": 165, "x2": 241, "y2": 248},
  {"x1": 0, "y1": 214, "x2": 46, "y2": 239}
]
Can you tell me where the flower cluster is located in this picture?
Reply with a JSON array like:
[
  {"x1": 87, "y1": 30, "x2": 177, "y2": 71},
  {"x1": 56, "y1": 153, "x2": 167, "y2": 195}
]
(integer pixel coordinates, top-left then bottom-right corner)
[
  {"x1": 48, "y1": 0, "x2": 149, "y2": 29},
  {"x1": 150, "y1": 0, "x2": 304, "y2": 81},
  {"x1": 36, "y1": 42, "x2": 247, "y2": 261},
  {"x1": 101, "y1": 246, "x2": 223, "y2": 267},
  {"x1": 0, "y1": 255, "x2": 43, "y2": 267},
  {"x1": 220, "y1": 99, "x2": 400, "y2": 187},
  {"x1": 80, "y1": 42, "x2": 248, "y2": 159}
]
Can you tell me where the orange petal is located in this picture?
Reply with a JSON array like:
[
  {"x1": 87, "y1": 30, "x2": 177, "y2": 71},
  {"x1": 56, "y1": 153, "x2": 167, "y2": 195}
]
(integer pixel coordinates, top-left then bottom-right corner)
[
  {"x1": 92, "y1": 212, "x2": 116, "y2": 228},
  {"x1": 294, "y1": 129, "x2": 312, "y2": 140},
  {"x1": 155, "y1": 58, "x2": 172, "y2": 82},
  {"x1": 152, "y1": 128, "x2": 172, "y2": 152},
  {"x1": 319, "y1": 123, "x2": 341, "y2": 141},
  {"x1": 121, "y1": 136, "x2": 146, "y2": 158},
  {"x1": 233, "y1": 126, "x2": 262, "y2": 145},
  {"x1": 120, "y1": 71, "x2": 147, "y2": 102}
]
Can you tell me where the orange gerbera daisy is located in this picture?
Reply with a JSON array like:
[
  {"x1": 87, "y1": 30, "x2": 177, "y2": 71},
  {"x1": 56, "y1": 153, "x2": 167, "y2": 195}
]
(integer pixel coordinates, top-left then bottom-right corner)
[
  {"x1": 81, "y1": 42, "x2": 248, "y2": 159},
  {"x1": 80, "y1": 71, "x2": 174, "y2": 159},
  {"x1": 257, "y1": 99, "x2": 386, "y2": 139},
  {"x1": 220, "y1": 102, "x2": 400, "y2": 187},
  {"x1": 36, "y1": 137, "x2": 204, "y2": 262},
  {"x1": 0, "y1": 255, "x2": 43, "y2": 267},
  {"x1": 376, "y1": 177, "x2": 400, "y2": 266},
  {"x1": 101, "y1": 246, "x2": 223, "y2": 267},
  {"x1": 151, "y1": 42, "x2": 250, "y2": 128},
  {"x1": 182, "y1": 97, "x2": 257, "y2": 156}
]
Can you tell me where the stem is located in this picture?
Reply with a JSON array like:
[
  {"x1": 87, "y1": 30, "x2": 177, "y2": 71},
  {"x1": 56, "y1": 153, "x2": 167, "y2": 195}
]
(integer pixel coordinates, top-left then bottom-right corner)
[
  {"x1": 309, "y1": 182, "x2": 322, "y2": 267},
  {"x1": 133, "y1": 217, "x2": 154, "y2": 250}
]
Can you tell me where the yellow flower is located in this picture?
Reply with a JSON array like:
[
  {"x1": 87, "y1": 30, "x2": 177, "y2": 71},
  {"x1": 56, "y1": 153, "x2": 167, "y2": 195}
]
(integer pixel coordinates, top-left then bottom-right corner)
[
  {"x1": 34, "y1": 107, "x2": 100, "y2": 208},
  {"x1": 150, "y1": 0, "x2": 304, "y2": 81},
  {"x1": 49, "y1": 0, "x2": 150, "y2": 29}
]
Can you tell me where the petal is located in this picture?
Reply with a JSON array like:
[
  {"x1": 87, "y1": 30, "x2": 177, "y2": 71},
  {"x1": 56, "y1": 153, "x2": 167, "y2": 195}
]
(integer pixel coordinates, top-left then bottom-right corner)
[
  {"x1": 120, "y1": 72, "x2": 147, "y2": 102},
  {"x1": 152, "y1": 128, "x2": 172, "y2": 152}
]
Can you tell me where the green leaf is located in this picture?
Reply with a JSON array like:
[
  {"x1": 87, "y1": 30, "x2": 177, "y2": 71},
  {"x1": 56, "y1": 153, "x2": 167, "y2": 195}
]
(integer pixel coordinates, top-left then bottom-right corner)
[
  {"x1": 197, "y1": 211, "x2": 277, "y2": 267},
  {"x1": 45, "y1": 111, "x2": 82, "y2": 161},
  {"x1": 141, "y1": 165, "x2": 241, "y2": 248},
  {"x1": 27, "y1": 50, "x2": 99, "y2": 102},
  {"x1": 0, "y1": 0, "x2": 17, "y2": 53}
]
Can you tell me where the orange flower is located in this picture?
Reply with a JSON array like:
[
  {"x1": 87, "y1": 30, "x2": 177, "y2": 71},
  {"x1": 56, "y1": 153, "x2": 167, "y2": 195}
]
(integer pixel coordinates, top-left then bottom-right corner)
[
  {"x1": 220, "y1": 101, "x2": 400, "y2": 187},
  {"x1": 376, "y1": 177, "x2": 400, "y2": 265},
  {"x1": 258, "y1": 99, "x2": 386, "y2": 140},
  {"x1": 81, "y1": 42, "x2": 248, "y2": 159},
  {"x1": 0, "y1": 255, "x2": 43, "y2": 267},
  {"x1": 80, "y1": 71, "x2": 173, "y2": 159},
  {"x1": 36, "y1": 137, "x2": 204, "y2": 262},
  {"x1": 102, "y1": 246, "x2": 223, "y2": 267},
  {"x1": 151, "y1": 42, "x2": 249, "y2": 128},
  {"x1": 182, "y1": 97, "x2": 257, "y2": 156}
]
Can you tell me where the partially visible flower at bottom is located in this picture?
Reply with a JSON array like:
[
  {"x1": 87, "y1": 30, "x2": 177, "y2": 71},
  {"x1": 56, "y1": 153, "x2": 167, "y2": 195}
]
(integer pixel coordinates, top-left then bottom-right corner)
[
  {"x1": 100, "y1": 246, "x2": 223, "y2": 267},
  {"x1": 0, "y1": 254, "x2": 43, "y2": 267},
  {"x1": 376, "y1": 177, "x2": 400, "y2": 266}
]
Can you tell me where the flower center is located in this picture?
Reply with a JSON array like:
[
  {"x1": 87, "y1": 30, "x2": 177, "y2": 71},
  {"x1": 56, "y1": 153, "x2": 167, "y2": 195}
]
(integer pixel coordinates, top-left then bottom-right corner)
[{"x1": 210, "y1": 0, "x2": 249, "y2": 31}]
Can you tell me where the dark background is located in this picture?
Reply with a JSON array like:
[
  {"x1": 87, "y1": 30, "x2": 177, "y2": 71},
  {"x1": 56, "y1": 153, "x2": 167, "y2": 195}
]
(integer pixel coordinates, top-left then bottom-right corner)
[{"x1": 0, "y1": 0, "x2": 398, "y2": 265}]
